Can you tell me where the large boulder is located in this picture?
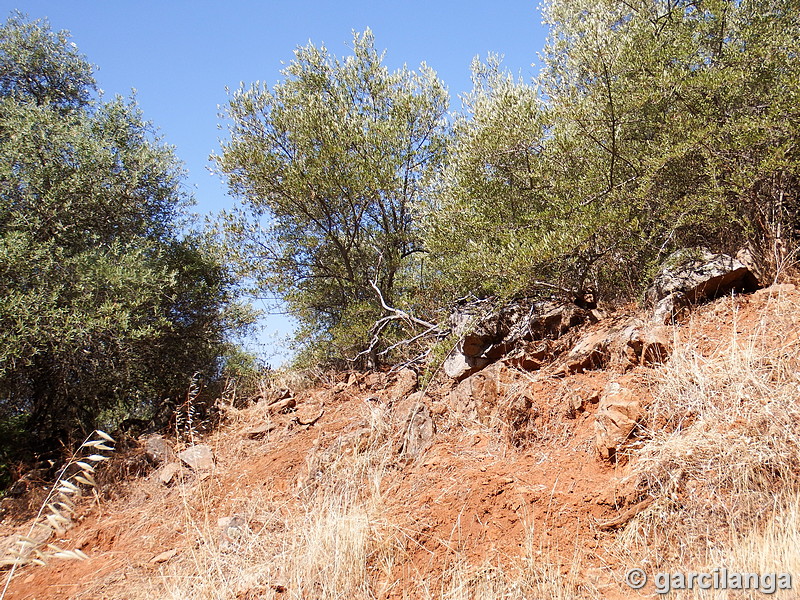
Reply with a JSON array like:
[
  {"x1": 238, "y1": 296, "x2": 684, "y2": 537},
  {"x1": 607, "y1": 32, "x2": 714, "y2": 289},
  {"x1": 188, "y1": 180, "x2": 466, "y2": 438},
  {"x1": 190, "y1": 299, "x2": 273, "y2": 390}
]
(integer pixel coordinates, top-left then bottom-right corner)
[{"x1": 646, "y1": 248, "x2": 758, "y2": 323}]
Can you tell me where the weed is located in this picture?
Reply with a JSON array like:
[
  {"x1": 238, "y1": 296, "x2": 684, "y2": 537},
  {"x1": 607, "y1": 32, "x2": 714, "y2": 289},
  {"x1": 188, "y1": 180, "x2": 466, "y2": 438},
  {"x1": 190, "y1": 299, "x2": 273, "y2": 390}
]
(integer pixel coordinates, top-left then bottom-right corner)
[{"x1": 0, "y1": 430, "x2": 115, "y2": 599}]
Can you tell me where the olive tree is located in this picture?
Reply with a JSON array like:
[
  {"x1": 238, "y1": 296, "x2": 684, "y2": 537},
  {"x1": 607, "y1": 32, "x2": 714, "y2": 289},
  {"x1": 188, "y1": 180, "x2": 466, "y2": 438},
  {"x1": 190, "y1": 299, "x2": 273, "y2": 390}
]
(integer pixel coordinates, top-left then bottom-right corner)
[
  {"x1": 216, "y1": 29, "x2": 449, "y2": 364},
  {"x1": 0, "y1": 13, "x2": 249, "y2": 471},
  {"x1": 540, "y1": 0, "x2": 800, "y2": 285},
  {"x1": 423, "y1": 0, "x2": 800, "y2": 306}
]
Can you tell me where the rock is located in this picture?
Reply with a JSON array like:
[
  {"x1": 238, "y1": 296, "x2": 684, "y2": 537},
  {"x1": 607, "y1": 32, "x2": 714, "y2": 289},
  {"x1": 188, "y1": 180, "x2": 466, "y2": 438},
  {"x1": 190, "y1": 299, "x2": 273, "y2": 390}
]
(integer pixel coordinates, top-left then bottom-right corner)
[
  {"x1": 564, "y1": 388, "x2": 600, "y2": 419},
  {"x1": 506, "y1": 340, "x2": 555, "y2": 371},
  {"x1": 594, "y1": 383, "x2": 644, "y2": 461},
  {"x1": 143, "y1": 435, "x2": 176, "y2": 465},
  {"x1": 646, "y1": 248, "x2": 758, "y2": 322},
  {"x1": 652, "y1": 292, "x2": 690, "y2": 325},
  {"x1": 471, "y1": 369, "x2": 500, "y2": 425},
  {"x1": 267, "y1": 397, "x2": 296, "y2": 414},
  {"x1": 391, "y1": 368, "x2": 418, "y2": 399},
  {"x1": 511, "y1": 302, "x2": 593, "y2": 344},
  {"x1": 560, "y1": 318, "x2": 673, "y2": 374},
  {"x1": 243, "y1": 422, "x2": 276, "y2": 439},
  {"x1": 399, "y1": 402, "x2": 435, "y2": 460},
  {"x1": 505, "y1": 393, "x2": 535, "y2": 446},
  {"x1": 444, "y1": 363, "x2": 536, "y2": 442},
  {"x1": 445, "y1": 299, "x2": 594, "y2": 380},
  {"x1": 616, "y1": 323, "x2": 672, "y2": 368},
  {"x1": 443, "y1": 350, "x2": 490, "y2": 380},
  {"x1": 178, "y1": 444, "x2": 214, "y2": 471},
  {"x1": 448, "y1": 299, "x2": 493, "y2": 337},
  {"x1": 429, "y1": 401, "x2": 448, "y2": 416},
  {"x1": 294, "y1": 405, "x2": 325, "y2": 426},
  {"x1": 445, "y1": 370, "x2": 494, "y2": 419},
  {"x1": 158, "y1": 462, "x2": 182, "y2": 485},
  {"x1": 365, "y1": 372, "x2": 387, "y2": 389},
  {"x1": 736, "y1": 246, "x2": 767, "y2": 285},
  {"x1": 640, "y1": 327, "x2": 672, "y2": 366},
  {"x1": 218, "y1": 514, "x2": 248, "y2": 550},
  {"x1": 150, "y1": 548, "x2": 178, "y2": 563},
  {"x1": 260, "y1": 387, "x2": 296, "y2": 413},
  {"x1": 402, "y1": 391, "x2": 426, "y2": 405},
  {"x1": 263, "y1": 387, "x2": 293, "y2": 404},
  {"x1": 560, "y1": 330, "x2": 612, "y2": 374}
]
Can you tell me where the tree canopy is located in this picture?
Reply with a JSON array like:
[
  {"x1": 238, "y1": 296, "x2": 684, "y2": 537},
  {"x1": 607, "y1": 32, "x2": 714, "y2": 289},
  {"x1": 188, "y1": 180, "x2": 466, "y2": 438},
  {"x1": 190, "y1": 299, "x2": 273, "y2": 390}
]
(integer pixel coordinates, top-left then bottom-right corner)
[
  {"x1": 217, "y1": 2, "x2": 800, "y2": 363},
  {"x1": 216, "y1": 29, "x2": 449, "y2": 364},
  {"x1": 424, "y1": 0, "x2": 800, "y2": 304},
  {"x1": 0, "y1": 13, "x2": 250, "y2": 472}
]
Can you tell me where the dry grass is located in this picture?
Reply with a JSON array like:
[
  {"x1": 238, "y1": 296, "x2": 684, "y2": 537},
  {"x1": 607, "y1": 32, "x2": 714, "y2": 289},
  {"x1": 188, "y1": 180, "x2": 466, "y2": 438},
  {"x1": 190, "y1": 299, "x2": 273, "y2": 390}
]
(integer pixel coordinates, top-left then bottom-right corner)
[
  {"x1": 119, "y1": 285, "x2": 800, "y2": 599},
  {"x1": 630, "y1": 494, "x2": 800, "y2": 599},
  {"x1": 15, "y1": 288, "x2": 800, "y2": 599},
  {"x1": 0, "y1": 431, "x2": 115, "y2": 600},
  {"x1": 148, "y1": 403, "x2": 403, "y2": 600},
  {"x1": 429, "y1": 532, "x2": 599, "y2": 600},
  {"x1": 142, "y1": 395, "x2": 595, "y2": 600},
  {"x1": 621, "y1": 288, "x2": 800, "y2": 579}
]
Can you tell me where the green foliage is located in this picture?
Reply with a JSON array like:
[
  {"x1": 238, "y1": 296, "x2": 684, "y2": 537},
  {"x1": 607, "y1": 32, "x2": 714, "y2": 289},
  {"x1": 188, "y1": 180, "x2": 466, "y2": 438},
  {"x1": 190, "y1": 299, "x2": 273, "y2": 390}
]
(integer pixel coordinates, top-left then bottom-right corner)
[
  {"x1": 0, "y1": 10, "x2": 94, "y2": 109},
  {"x1": 216, "y1": 29, "x2": 449, "y2": 363},
  {"x1": 0, "y1": 413, "x2": 25, "y2": 491},
  {"x1": 422, "y1": 0, "x2": 800, "y2": 304},
  {"x1": 421, "y1": 54, "x2": 596, "y2": 302},
  {"x1": 0, "y1": 14, "x2": 251, "y2": 449}
]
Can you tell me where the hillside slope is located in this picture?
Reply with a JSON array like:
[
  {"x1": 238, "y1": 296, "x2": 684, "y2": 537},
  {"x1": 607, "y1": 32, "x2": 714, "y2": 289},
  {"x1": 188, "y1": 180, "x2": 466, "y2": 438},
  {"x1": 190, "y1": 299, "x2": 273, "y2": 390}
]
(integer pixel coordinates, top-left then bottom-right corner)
[{"x1": 2, "y1": 283, "x2": 800, "y2": 599}]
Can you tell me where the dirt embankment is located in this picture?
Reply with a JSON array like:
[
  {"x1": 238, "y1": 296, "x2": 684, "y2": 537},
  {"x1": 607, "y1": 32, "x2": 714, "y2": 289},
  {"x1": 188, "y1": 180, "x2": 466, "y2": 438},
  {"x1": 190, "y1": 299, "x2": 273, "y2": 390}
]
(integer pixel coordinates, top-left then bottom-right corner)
[{"x1": 3, "y1": 283, "x2": 800, "y2": 599}]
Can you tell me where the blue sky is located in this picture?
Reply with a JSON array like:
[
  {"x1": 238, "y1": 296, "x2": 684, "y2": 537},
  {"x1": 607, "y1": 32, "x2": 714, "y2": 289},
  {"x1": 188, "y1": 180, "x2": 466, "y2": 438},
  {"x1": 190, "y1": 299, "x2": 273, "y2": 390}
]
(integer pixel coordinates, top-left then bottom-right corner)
[{"x1": 5, "y1": 1, "x2": 548, "y2": 365}]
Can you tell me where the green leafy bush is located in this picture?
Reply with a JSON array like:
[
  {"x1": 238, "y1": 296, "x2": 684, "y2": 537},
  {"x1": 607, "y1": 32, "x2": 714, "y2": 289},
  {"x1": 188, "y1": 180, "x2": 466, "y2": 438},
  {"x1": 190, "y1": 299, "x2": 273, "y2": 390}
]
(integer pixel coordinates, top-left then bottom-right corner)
[{"x1": 0, "y1": 13, "x2": 251, "y2": 453}]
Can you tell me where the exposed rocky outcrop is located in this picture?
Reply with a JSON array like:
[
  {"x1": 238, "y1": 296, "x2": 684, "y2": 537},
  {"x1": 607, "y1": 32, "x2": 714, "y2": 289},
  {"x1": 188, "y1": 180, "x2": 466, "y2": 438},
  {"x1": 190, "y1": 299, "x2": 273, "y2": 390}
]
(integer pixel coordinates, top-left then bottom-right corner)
[
  {"x1": 444, "y1": 300, "x2": 598, "y2": 380},
  {"x1": 559, "y1": 318, "x2": 672, "y2": 374},
  {"x1": 443, "y1": 362, "x2": 537, "y2": 444},
  {"x1": 397, "y1": 401, "x2": 436, "y2": 461},
  {"x1": 391, "y1": 367, "x2": 418, "y2": 400},
  {"x1": 646, "y1": 248, "x2": 759, "y2": 323}
]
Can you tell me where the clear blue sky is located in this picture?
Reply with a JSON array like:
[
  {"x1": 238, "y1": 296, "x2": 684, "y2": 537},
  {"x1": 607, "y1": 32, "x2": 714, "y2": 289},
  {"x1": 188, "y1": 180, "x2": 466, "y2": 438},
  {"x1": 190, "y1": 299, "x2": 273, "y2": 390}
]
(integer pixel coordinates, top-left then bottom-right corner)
[{"x1": 5, "y1": 1, "x2": 548, "y2": 366}]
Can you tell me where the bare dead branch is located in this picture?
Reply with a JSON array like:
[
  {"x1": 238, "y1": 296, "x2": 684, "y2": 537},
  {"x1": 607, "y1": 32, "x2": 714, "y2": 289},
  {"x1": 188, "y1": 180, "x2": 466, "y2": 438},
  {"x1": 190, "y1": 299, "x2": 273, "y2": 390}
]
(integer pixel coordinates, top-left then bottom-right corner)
[{"x1": 348, "y1": 264, "x2": 443, "y2": 365}]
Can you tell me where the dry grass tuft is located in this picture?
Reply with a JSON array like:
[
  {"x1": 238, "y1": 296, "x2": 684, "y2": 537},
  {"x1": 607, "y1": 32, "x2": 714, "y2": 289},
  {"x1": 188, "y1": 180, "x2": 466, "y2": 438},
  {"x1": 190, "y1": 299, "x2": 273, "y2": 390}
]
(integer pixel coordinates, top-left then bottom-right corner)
[
  {"x1": 427, "y1": 521, "x2": 599, "y2": 600},
  {"x1": 151, "y1": 403, "x2": 404, "y2": 600},
  {"x1": 0, "y1": 430, "x2": 115, "y2": 599},
  {"x1": 621, "y1": 290, "x2": 800, "y2": 570}
]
